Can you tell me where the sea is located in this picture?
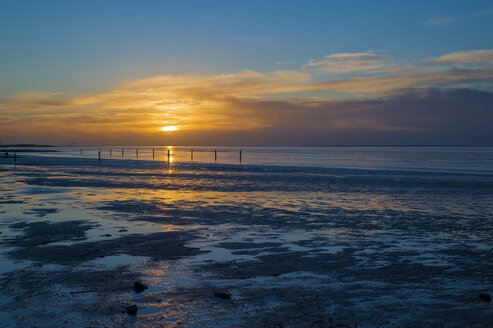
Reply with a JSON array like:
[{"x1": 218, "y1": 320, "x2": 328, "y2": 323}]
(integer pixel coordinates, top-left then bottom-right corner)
[{"x1": 6, "y1": 145, "x2": 493, "y2": 174}]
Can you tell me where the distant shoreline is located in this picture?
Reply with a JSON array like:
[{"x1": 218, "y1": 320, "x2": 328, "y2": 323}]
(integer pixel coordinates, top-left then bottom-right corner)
[
  {"x1": 0, "y1": 144, "x2": 54, "y2": 147},
  {"x1": 1, "y1": 144, "x2": 492, "y2": 148},
  {"x1": 72, "y1": 145, "x2": 493, "y2": 148}
]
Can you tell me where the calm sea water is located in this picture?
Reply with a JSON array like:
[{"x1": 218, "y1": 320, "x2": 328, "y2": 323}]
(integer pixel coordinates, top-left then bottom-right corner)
[{"x1": 9, "y1": 146, "x2": 493, "y2": 174}]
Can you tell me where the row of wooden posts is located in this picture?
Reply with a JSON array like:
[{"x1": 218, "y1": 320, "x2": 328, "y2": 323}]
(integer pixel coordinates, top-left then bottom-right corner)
[
  {"x1": 5, "y1": 149, "x2": 242, "y2": 164},
  {"x1": 6, "y1": 151, "x2": 17, "y2": 163},
  {"x1": 85, "y1": 148, "x2": 243, "y2": 163},
  {"x1": 2, "y1": 151, "x2": 18, "y2": 163}
]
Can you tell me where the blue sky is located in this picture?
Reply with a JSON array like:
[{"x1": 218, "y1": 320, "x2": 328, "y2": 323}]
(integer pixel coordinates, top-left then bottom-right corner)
[
  {"x1": 1, "y1": 0, "x2": 493, "y2": 145},
  {"x1": 2, "y1": 0, "x2": 492, "y2": 95}
]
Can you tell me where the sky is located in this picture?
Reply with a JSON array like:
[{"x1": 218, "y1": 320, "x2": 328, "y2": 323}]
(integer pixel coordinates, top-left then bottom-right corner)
[{"x1": 1, "y1": 0, "x2": 493, "y2": 146}]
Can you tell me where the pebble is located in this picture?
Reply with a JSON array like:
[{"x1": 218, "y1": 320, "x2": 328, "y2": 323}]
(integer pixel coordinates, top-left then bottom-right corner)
[
  {"x1": 133, "y1": 282, "x2": 148, "y2": 293},
  {"x1": 214, "y1": 292, "x2": 231, "y2": 300},
  {"x1": 479, "y1": 293, "x2": 491, "y2": 302},
  {"x1": 126, "y1": 305, "x2": 138, "y2": 315}
]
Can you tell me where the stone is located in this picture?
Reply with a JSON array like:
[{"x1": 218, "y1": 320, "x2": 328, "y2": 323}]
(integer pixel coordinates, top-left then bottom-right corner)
[
  {"x1": 133, "y1": 282, "x2": 148, "y2": 293},
  {"x1": 126, "y1": 305, "x2": 138, "y2": 315},
  {"x1": 479, "y1": 293, "x2": 491, "y2": 302},
  {"x1": 214, "y1": 292, "x2": 231, "y2": 300}
]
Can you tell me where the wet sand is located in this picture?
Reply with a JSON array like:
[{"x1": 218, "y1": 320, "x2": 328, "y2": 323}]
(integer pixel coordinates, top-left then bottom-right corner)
[{"x1": 0, "y1": 154, "x2": 492, "y2": 327}]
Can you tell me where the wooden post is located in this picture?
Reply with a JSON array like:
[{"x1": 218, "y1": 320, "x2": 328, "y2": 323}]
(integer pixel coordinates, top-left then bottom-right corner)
[
  {"x1": 191, "y1": 149, "x2": 193, "y2": 161},
  {"x1": 98, "y1": 151, "x2": 101, "y2": 163},
  {"x1": 80, "y1": 148, "x2": 83, "y2": 155},
  {"x1": 122, "y1": 148, "x2": 124, "y2": 158},
  {"x1": 136, "y1": 148, "x2": 139, "y2": 158},
  {"x1": 152, "y1": 148, "x2": 155, "y2": 159},
  {"x1": 214, "y1": 150, "x2": 217, "y2": 162},
  {"x1": 239, "y1": 150, "x2": 242, "y2": 163},
  {"x1": 110, "y1": 148, "x2": 112, "y2": 156},
  {"x1": 167, "y1": 149, "x2": 170, "y2": 162}
]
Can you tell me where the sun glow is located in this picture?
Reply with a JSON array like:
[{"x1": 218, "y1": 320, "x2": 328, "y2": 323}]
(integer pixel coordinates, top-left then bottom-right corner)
[{"x1": 161, "y1": 126, "x2": 179, "y2": 132}]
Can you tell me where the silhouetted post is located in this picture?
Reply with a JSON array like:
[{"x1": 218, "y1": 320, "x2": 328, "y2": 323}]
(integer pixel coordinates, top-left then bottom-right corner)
[
  {"x1": 80, "y1": 148, "x2": 83, "y2": 155},
  {"x1": 14, "y1": 152, "x2": 16, "y2": 164},
  {"x1": 110, "y1": 148, "x2": 112, "y2": 156},
  {"x1": 191, "y1": 149, "x2": 193, "y2": 161},
  {"x1": 136, "y1": 148, "x2": 139, "y2": 158},
  {"x1": 98, "y1": 151, "x2": 101, "y2": 163},
  {"x1": 167, "y1": 149, "x2": 170, "y2": 162},
  {"x1": 152, "y1": 148, "x2": 155, "y2": 159},
  {"x1": 214, "y1": 150, "x2": 217, "y2": 162},
  {"x1": 122, "y1": 148, "x2": 124, "y2": 158},
  {"x1": 239, "y1": 150, "x2": 242, "y2": 163}
]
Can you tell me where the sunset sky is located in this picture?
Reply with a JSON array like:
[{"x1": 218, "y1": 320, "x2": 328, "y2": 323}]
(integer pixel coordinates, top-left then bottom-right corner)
[{"x1": 1, "y1": 0, "x2": 493, "y2": 146}]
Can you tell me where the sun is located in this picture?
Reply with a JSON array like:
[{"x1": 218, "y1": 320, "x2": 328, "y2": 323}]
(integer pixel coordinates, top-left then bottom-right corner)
[{"x1": 161, "y1": 126, "x2": 179, "y2": 132}]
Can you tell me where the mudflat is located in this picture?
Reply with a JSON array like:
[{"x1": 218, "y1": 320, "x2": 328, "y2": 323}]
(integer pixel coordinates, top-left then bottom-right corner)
[{"x1": 0, "y1": 154, "x2": 492, "y2": 327}]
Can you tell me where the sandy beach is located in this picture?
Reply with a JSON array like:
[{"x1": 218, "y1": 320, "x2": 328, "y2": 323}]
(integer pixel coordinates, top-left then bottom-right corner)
[{"x1": 0, "y1": 149, "x2": 492, "y2": 327}]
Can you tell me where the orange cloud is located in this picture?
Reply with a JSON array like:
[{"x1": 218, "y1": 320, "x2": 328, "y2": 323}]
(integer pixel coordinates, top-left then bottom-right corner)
[
  {"x1": 435, "y1": 49, "x2": 493, "y2": 64},
  {"x1": 1, "y1": 50, "x2": 493, "y2": 145}
]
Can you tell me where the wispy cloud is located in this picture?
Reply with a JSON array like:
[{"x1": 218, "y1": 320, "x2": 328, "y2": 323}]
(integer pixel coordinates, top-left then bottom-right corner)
[
  {"x1": 472, "y1": 9, "x2": 493, "y2": 17},
  {"x1": 276, "y1": 60, "x2": 295, "y2": 65},
  {"x1": 423, "y1": 17, "x2": 455, "y2": 26},
  {"x1": 305, "y1": 52, "x2": 390, "y2": 73},
  {"x1": 423, "y1": 9, "x2": 493, "y2": 27},
  {"x1": 435, "y1": 49, "x2": 493, "y2": 64},
  {"x1": 235, "y1": 36, "x2": 269, "y2": 43}
]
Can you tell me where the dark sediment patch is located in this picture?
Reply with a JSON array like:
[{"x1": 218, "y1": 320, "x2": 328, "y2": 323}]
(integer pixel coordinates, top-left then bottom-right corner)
[
  {"x1": 197, "y1": 250, "x2": 358, "y2": 279},
  {"x1": 191, "y1": 251, "x2": 493, "y2": 327},
  {"x1": 0, "y1": 219, "x2": 206, "y2": 326},
  {"x1": 97, "y1": 199, "x2": 320, "y2": 229},
  {"x1": 3, "y1": 220, "x2": 203, "y2": 265},
  {"x1": 0, "y1": 263, "x2": 145, "y2": 325},
  {"x1": 5, "y1": 220, "x2": 97, "y2": 247},
  {"x1": 216, "y1": 241, "x2": 291, "y2": 256},
  {"x1": 0, "y1": 200, "x2": 24, "y2": 204},
  {"x1": 218, "y1": 241, "x2": 284, "y2": 249},
  {"x1": 5, "y1": 231, "x2": 202, "y2": 264},
  {"x1": 96, "y1": 198, "x2": 493, "y2": 242},
  {"x1": 22, "y1": 208, "x2": 59, "y2": 218}
]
